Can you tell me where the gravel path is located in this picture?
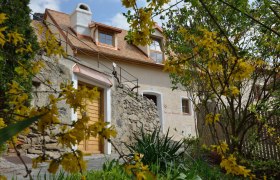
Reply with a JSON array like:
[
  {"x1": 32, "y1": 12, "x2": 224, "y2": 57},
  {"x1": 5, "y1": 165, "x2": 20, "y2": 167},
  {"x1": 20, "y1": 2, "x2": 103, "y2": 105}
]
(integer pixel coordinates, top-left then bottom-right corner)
[{"x1": 0, "y1": 154, "x2": 119, "y2": 180}]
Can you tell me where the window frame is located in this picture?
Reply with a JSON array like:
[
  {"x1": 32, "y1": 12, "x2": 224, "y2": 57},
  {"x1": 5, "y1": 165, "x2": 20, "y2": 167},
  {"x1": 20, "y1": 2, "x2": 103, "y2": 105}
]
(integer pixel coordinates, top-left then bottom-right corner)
[
  {"x1": 143, "y1": 94, "x2": 158, "y2": 106},
  {"x1": 181, "y1": 98, "x2": 191, "y2": 115},
  {"x1": 98, "y1": 30, "x2": 115, "y2": 47},
  {"x1": 149, "y1": 38, "x2": 163, "y2": 64}
]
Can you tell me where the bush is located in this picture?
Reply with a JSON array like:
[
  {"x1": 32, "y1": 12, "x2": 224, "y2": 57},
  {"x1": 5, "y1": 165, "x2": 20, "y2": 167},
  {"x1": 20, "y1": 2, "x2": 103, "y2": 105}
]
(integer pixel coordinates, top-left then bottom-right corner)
[
  {"x1": 247, "y1": 159, "x2": 280, "y2": 179},
  {"x1": 0, "y1": 143, "x2": 7, "y2": 156},
  {"x1": 183, "y1": 136, "x2": 201, "y2": 159},
  {"x1": 126, "y1": 127, "x2": 184, "y2": 171}
]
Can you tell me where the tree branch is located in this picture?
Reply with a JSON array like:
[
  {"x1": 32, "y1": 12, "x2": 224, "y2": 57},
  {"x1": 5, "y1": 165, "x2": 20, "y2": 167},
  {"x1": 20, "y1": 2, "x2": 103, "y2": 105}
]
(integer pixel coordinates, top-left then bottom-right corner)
[
  {"x1": 218, "y1": 0, "x2": 280, "y2": 37},
  {"x1": 198, "y1": 0, "x2": 239, "y2": 58},
  {"x1": 12, "y1": 140, "x2": 33, "y2": 180}
]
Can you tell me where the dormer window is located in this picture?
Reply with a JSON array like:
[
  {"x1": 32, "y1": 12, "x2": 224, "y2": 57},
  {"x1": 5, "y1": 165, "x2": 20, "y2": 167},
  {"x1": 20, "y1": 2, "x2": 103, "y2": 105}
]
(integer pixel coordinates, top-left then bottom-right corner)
[
  {"x1": 150, "y1": 39, "x2": 163, "y2": 63},
  {"x1": 90, "y1": 22, "x2": 122, "y2": 49},
  {"x1": 99, "y1": 31, "x2": 114, "y2": 46}
]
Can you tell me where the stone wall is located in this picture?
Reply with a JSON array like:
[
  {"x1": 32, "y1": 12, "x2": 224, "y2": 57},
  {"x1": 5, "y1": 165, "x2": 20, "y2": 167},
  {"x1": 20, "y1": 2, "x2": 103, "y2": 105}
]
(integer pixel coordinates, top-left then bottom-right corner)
[
  {"x1": 15, "y1": 55, "x2": 72, "y2": 158},
  {"x1": 111, "y1": 86, "x2": 161, "y2": 154},
  {"x1": 11, "y1": 55, "x2": 160, "y2": 157}
]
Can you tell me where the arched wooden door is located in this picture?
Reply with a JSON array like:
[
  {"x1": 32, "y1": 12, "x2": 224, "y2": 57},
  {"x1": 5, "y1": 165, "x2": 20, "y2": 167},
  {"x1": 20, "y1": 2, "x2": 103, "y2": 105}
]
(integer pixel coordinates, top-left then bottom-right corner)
[{"x1": 77, "y1": 81, "x2": 104, "y2": 154}]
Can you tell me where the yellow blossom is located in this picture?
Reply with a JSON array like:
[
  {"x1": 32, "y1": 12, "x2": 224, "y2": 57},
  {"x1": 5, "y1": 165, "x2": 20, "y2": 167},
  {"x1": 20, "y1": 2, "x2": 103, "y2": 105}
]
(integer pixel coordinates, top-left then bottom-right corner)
[
  {"x1": 122, "y1": 0, "x2": 136, "y2": 8},
  {"x1": 205, "y1": 113, "x2": 221, "y2": 125},
  {"x1": 48, "y1": 160, "x2": 60, "y2": 174},
  {"x1": 0, "y1": 13, "x2": 7, "y2": 23},
  {"x1": 220, "y1": 154, "x2": 254, "y2": 178},
  {"x1": 61, "y1": 152, "x2": 86, "y2": 173},
  {"x1": 7, "y1": 31, "x2": 25, "y2": 45},
  {"x1": 0, "y1": 118, "x2": 6, "y2": 129},
  {"x1": 211, "y1": 141, "x2": 229, "y2": 155}
]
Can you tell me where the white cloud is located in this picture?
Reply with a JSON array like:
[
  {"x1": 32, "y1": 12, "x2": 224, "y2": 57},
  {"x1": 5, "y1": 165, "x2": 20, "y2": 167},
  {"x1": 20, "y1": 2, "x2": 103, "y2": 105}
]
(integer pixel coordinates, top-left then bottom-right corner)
[
  {"x1": 107, "y1": 13, "x2": 130, "y2": 30},
  {"x1": 106, "y1": 0, "x2": 185, "y2": 30},
  {"x1": 29, "y1": 0, "x2": 60, "y2": 13},
  {"x1": 154, "y1": 0, "x2": 185, "y2": 26}
]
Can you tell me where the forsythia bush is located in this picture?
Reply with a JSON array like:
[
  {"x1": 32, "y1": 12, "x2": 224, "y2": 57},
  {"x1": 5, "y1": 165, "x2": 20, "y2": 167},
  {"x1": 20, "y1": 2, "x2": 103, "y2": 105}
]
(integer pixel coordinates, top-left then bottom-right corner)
[
  {"x1": 211, "y1": 142, "x2": 255, "y2": 178},
  {"x1": 0, "y1": 13, "x2": 117, "y2": 177}
]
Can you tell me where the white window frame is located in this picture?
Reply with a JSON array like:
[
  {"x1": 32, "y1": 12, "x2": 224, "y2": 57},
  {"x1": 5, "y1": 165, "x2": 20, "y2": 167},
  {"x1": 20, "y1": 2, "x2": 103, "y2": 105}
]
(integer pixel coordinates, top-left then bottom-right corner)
[
  {"x1": 149, "y1": 38, "x2": 164, "y2": 64},
  {"x1": 98, "y1": 31, "x2": 114, "y2": 47},
  {"x1": 181, "y1": 97, "x2": 192, "y2": 115}
]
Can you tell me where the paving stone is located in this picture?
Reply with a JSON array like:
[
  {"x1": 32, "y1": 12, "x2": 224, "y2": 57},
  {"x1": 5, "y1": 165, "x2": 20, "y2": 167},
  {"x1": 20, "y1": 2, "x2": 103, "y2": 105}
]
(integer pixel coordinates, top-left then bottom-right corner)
[{"x1": 0, "y1": 154, "x2": 120, "y2": 179}]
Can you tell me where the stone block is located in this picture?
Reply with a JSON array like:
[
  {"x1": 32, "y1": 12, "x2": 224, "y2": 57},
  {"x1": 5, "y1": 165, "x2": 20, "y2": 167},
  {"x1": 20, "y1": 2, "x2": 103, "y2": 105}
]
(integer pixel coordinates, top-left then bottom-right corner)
[
  {"x1": 45, "y1": 143, "x2": 62, "y2": 150},
  {"x1": 28, "y1": 148, "x2": 43, "y2": 154}
]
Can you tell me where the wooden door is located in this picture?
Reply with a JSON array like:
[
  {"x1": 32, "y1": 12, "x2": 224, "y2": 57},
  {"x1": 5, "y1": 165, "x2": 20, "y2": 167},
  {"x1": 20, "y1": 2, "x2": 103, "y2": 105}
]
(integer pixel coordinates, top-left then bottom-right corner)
[{"x1": 77, "y1": 82, "x2": 103, "y2": 154}]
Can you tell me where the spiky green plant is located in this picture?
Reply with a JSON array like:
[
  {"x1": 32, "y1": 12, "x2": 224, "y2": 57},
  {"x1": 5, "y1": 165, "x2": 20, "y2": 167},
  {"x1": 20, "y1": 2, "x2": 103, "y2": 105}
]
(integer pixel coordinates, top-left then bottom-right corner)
[{"x1": 126, "y1": 127, "x2": 184, "y2": 171}]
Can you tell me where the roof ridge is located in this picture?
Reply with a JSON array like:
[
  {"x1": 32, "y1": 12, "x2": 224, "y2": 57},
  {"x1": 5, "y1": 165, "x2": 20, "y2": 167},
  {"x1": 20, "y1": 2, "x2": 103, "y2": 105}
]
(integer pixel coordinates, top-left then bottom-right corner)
[
  {"x1": 45, "y1": 8, "x2": 129, "y2": 32},
  {"x1": 45, "y1": 8, "x2": 70, "y2": 16}
]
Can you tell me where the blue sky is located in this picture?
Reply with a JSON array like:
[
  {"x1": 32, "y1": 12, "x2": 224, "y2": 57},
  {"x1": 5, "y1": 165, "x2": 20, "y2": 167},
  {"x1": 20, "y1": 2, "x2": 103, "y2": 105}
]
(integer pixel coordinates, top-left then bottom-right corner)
[
  {"x1": 29, "y1": 0, "x2": 255, "y2": 30},
  {"x1": 28, "y1": 0, "x2": 147, "y2": 30}
]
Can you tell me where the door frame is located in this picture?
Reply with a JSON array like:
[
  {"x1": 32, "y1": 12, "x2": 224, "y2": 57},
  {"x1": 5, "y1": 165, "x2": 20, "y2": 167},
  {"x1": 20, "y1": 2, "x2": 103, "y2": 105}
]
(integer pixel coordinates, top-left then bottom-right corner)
[{"x1": 72, "y1": 73, "x2": 112, "y2": 154}]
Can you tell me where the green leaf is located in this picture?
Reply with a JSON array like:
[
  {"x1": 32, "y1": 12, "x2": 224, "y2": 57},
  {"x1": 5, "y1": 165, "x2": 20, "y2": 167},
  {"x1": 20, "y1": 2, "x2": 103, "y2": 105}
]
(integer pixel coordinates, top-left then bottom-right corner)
[{"x1": 0, "y1": 114, "x2": 44, "y2": 145}]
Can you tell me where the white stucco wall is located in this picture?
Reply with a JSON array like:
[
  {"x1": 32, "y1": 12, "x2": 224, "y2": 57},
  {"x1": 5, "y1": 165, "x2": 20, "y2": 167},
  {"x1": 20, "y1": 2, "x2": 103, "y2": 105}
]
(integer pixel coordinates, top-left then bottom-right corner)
[
  {"x1": 76, "y1": 54, "x2": 197, "y2": 140},
  {"x1": 45, "y1": 13, "x2": 196, "y2": 141}
]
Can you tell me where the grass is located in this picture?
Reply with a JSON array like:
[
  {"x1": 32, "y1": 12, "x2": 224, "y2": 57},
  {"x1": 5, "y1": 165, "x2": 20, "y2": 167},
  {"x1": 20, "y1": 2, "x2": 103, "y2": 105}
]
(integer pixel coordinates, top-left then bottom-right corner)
[{"x1": 23, "y1": 157, "x2": 241, "y2": 180}]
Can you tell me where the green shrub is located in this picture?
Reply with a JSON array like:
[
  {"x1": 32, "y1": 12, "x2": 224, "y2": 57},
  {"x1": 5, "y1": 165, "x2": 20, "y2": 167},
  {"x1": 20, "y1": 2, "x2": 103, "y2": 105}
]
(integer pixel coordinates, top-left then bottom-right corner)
[
  {"x1": 126, "y1": 127, "x2": 184, "y2": 171},
  {"x1": 0, "y1": 143, "x2": 7, "y2": 156},
  {"x1": 247, "y1": 159, "x2": 280, "y2": 179}
]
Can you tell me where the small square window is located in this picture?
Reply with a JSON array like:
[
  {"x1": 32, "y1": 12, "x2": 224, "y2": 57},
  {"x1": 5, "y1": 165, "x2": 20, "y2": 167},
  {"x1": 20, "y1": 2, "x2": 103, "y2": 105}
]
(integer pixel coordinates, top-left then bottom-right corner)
[
  {"x1": 182, "y1": 98, "x2": 190, "y2": 114},
  {"x1": 99, "y1": 31, "x2": 114, "y2": 46}
]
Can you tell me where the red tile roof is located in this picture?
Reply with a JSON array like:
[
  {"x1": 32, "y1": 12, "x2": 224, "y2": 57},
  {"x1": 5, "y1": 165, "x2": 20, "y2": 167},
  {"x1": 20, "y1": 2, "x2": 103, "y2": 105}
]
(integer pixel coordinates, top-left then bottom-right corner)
[{"x1": 44, "y1": 9, "x2": 163, "y2": 68}]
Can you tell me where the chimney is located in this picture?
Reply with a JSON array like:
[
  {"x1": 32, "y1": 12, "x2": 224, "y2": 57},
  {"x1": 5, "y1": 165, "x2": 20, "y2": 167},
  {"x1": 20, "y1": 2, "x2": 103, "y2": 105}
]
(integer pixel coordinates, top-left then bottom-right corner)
[{"x1": 70, "y1": 3, "x2": 92, "y2": 36}]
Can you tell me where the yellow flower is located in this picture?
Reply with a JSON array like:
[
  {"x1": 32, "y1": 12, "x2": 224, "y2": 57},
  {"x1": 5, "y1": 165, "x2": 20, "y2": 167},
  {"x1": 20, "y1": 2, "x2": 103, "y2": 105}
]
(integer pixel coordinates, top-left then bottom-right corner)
[
  {"x1": 211, "y1": 141, "x2": 229, "y2": 155},
  {"x1": 48, "y1": 160, "x2": 60, "y2": 174},
  {"x1": 0, "y1": 175, "x2": 7, "y2": 180},
  {"x1": 7, "y1": 31, "x2": 25, "y2": 45},
  {"x1": 0, "y1": 26, "x2": 7, "y2": 47},
  {"x1": 122, "y1": 0, "x2": 136, "y2": 8},
  {"x1": 230, "y1": 86, "x2": 240, "y2": 96},
  {"x1": 0, "y1": 13, "x2": 7, "y2": 24},
  {"x1": 0, "y1": 118, "x2": 6, "y2": 129},
  {"x1": 32, "y1": 156, "x2": 44, "y2": 168},
  {"x1": 220, "y1": 154, "x2": 254, "y2": 178},
  {"x1": 61, "y1": 152, "x2": 86, "y2": 173},
  {"x1": 205, "y1": 113, "x2": 221, "y2": 125}
]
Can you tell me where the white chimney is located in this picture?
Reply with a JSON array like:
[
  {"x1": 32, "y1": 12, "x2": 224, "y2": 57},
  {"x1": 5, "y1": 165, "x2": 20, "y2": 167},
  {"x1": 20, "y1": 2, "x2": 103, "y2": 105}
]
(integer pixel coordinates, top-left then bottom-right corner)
[{"x1": 70, "y1": 3, "x2": 92, "y2": 36}]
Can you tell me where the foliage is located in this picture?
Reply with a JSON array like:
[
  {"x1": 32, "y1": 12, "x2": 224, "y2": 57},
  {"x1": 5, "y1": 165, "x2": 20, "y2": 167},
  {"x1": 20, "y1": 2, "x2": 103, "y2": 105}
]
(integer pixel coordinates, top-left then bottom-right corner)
[
  {"x1": 126, "y1": 127, "x2": 184, "y2": 171},
  {"x1": 0, "y1": 9, "x2": 117, "y2": 180},
  {"x1": 0, "y1": 0, "x2": 39, "y2": 120},
  {"x1": 247, "y1": 160, "x2": 280, "y2": 179},
  {"x1": 183, "y1": 136, "x2": 201, "y2": 159},
  {"x1": 122, "y1": 0, "x2": 280, "y2": 178},
  {"x1": 122, "y1": 0, "x2": 170, "y2": 45},
  {"x1": 209, "y1": 142, "x2": 254, "y2": 178},
  {"x1": 123, "y1": 153, "x2": 155, "y2": 179}
]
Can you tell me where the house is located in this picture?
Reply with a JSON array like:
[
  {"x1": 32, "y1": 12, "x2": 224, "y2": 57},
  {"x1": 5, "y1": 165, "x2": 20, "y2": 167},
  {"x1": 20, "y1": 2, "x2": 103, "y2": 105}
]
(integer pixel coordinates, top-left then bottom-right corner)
[{"x1": 31, "y1": 3, "x2": 197, "y2": 155}]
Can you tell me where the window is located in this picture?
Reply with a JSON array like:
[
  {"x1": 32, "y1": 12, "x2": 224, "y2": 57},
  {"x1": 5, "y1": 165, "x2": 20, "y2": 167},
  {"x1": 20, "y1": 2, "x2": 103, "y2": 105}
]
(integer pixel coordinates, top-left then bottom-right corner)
[
  {"x1": 150, "y1": 39, "x2": 163, "y2": 63},
  {"x1": 143, "y1": 94, "x2": 157, "y2": 106},
  {"x1": 99, "y1": 31, "x2": 114, "y2": 46},
  {"x1": 182, "y1": 98, "x2": 190, "y2": 114}
]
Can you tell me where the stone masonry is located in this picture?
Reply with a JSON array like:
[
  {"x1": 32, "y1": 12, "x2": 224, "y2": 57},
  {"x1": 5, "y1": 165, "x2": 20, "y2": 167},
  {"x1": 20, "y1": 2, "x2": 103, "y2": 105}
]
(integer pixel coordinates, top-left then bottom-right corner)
[
  {"x1": 8, "y1": 55, "x2": 160, "y2": 157},
  {"x1": 12, "y1": 55, "x2": 72, "y2": 158},
  {"x1": 111, "y1": 86, "x2": 161, "y2": 154}
]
